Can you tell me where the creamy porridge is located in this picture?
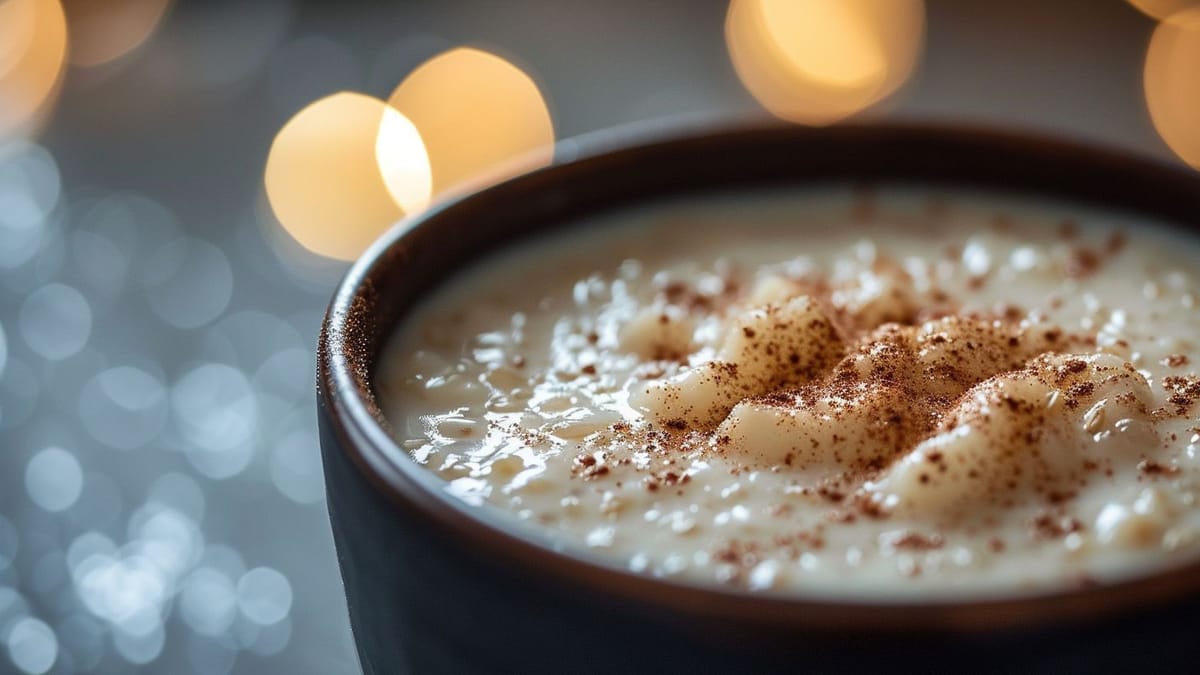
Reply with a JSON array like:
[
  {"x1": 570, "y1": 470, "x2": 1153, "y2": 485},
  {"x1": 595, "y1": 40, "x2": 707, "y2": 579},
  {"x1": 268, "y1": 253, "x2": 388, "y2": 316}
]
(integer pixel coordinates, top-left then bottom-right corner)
[{"x1": 379, "y1": 187, "x2": 1200, "y2": 597}]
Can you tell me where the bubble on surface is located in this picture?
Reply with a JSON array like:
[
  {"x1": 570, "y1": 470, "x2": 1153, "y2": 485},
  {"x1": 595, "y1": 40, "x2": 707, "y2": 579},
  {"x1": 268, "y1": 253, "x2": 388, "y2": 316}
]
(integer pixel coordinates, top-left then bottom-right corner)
[
  {"x1": 179, "y1": 567, "x2": 237, "y2": 637},
  {"x1": 269, "y1": 428, "x2": 324, "y2": 504},
  {"x1": 19, "y1": 284, "x2": 92, "y2": 360},
  {"x1": 24, "y1": 447, "x2": 83, "y2": 513},
  {"x1": 6, "y1": 616, "x2": 58, "y2": 674},
  {"x1": 0, "y1": 358, "x2": 40, "y2": 430},
  {"x1": 236, "y1": 567, "x2": 292, "y2": 626},
  {"x1": 0, "y1": 518, "x2": 18, "y2": 573},
  {"x1": 146, "y1": 472, "x2": 206, "y2": 524},
  {"x1": 142, "y1": 238, "x2": 234, "y2": 330},
  {"x1": 171, "y1": 363, "x2": 258, "y2": 479},
  {"x1": 78, "y1": 366, "x2": 168, "y2": 450}
]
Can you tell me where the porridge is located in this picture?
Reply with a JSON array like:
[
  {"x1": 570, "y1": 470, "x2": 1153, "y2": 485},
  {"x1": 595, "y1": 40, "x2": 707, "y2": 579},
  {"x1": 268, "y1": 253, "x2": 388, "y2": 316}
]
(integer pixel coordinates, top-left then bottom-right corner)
[{"x1": 379, "y1": 187, "x2": 1200, "y2": 597}]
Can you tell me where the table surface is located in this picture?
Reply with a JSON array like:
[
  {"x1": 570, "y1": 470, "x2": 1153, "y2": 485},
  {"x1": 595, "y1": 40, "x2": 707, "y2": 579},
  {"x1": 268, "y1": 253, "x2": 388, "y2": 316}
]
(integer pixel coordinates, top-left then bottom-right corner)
[{"x1": 0, "y1": 1, "x2": 1183, "y2": 673}]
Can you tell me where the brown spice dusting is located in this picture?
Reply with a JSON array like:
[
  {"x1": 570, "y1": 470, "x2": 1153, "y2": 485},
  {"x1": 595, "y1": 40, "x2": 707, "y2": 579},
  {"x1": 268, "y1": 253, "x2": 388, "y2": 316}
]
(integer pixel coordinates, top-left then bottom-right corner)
[
  {"x1": 511, "y1": 354, "x2": 526, "y2": 368},
  {"x1": 1162, "y1": 354, "x2": 1189, "y2": 368},
  {"x1": 1137, "y1": 459, "x2": 1180, "y2": 477},
  {"x1": 889, "y1": 531, "x2": 945, "y2": 550},
  {"x1": 580, "y1": 364, "x2": 597, "y2": 375},
  {"x1": 1065, "y1": 247, "x2": 1100, "y2": 278},
  {"x1": 1030, "y1": 510, "x2": 1082, "y2": 540},
  {"x1": 1105, "y1": 231, "x2": 1127, "y2": 255}
]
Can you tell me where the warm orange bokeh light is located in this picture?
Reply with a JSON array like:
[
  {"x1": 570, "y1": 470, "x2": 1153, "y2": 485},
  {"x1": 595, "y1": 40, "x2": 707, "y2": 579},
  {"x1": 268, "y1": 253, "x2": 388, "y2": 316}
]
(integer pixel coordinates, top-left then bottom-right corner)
[
  {"x1": 387, "y1": 47, "x2": 555, "y2": 196},
  {"x1": 1145, "y1": 7, "x2": 1200, "y2": 168},
  {"x1": 264, "y1": 92, "x2": 433, "y2": 261},
  {"x1": 61, "y1": 0, "x2": 171, "y2": 67},
  {"x1": 725, "y1": 0, "x2": 924, "y2": 125},
  {"x1": 1127, "y1": 0, "x2": 1200, "y2": 20},
  {"x1": 0, "y1": 0, "x2": 68, "y2": 137}
]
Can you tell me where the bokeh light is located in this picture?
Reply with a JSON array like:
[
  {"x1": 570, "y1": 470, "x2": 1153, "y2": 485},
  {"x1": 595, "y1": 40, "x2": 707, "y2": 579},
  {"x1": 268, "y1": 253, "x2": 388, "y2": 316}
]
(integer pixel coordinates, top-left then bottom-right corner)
[
  {"x1": 24, "y1": 446, "x2": 83, "y2": 513},
  {"x1": 725, "y1": 0, "x2": 925, "y2": 124},
  {"x1": 60, "y1": 0, "x2": 172, "y2": 67},
  {"x1": 236, "y1": 567, "x2": 292, "y2": 626},
  {"x1": 141, "y1": 237, "x2": 233, "y2": 329},
  {"x1": 78, "y1": 366, "x2": 169, "y2": 450},
  {"x1": 19, "y1": 283, "x2": 91, "y2": 360},
  {"x1": 1144, "y1": 6, "x2": 1200, "y2": 168},
  {"x1": 1128, "y1": 0, "x2": 1200, "y2": 20},
  {"x1": 388, "y1": 47, "x2": 555, "y2": 196},
  {"x1": 264, "y1": 92, "x2": 432, "y2": 261},
  {"x1": 0, "y1": 0, "x2": 67, "y2": 137},
  {"x1": 5, "y1": 616, "x2": 58, "y2": 674}
]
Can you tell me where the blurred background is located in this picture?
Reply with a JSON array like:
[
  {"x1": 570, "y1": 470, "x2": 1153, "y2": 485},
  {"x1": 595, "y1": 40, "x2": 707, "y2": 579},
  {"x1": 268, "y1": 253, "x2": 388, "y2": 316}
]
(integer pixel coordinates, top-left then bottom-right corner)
[{"x1": 1, "y1": 0, "x2": 1198, "y2": 673}]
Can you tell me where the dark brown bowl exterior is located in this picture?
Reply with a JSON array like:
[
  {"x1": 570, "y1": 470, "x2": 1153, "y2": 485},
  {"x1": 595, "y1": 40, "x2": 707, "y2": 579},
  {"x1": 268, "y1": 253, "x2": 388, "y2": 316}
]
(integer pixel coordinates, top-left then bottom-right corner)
[{"x1": 319, "y1": 123, "x2": 1200, "y2": 674}]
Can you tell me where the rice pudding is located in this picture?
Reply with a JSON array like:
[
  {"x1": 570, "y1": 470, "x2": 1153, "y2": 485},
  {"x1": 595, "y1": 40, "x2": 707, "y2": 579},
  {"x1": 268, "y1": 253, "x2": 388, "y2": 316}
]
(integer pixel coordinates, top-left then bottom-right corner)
[{"x1": 379, "y1": 188, "x2": 1200, "y2": 597}]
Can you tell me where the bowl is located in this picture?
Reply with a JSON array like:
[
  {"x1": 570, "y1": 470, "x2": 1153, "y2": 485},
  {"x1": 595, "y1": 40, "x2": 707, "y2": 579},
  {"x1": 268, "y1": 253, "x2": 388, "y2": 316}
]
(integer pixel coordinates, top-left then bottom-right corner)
[{"x1": 318, "y1": 122, "x2": 1200, "y2": 674}]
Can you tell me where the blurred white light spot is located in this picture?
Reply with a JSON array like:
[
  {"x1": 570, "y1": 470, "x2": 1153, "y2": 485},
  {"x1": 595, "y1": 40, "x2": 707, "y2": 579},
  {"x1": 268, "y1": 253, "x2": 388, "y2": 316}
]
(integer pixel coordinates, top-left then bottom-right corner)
[
  {"x1": 147, "y1": 472, "x2": 206, "y2": 524},
  {"x1": 78, "y1": 366, "x2": 168, "y2": 450},
  {"x1": 74, "y1": 552, "x2": 166, "y2": 642},
  {"x1": 0, "y1": 321, "x2": 7, "y2": 377},
  {"x1": 171, "y1": 363, "x2": 258, "y2": 479},
  {"x1": 19, "y1": 283, "x2": 91, "y2": 360},
  {"x1": 24, "y1": 447, "x2": 82, "y2": 512},
  {"x1": 111, "y1": 617, "x2": 163, "y2": 665},
  {"x1": 269, "y1": 428, "x2": 324, "y2": 504},
  {"x1": 142, "y1": 238, "x2": 233, "y2": 330},
  {"x1": 236, "y1": 567, "x2": 292, "y2": 626},
  {"x1": 5, "y1": 617, "x2": 57, "y2": 674},
  {"x1": 0, "y1": 141, "x2": 59, "y2": 270},
  {"x1": 66, "y1": 532, "x2": 116, "y2": 576},
  {"x1": 180, "y1": 568, "x2": 237, "y2": 637}
]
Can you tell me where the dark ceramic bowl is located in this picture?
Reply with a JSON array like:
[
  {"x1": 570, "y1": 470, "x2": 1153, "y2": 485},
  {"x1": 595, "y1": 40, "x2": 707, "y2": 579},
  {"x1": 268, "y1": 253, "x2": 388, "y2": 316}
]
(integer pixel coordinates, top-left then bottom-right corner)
[{"x1": 318, "y1": 123, "x2": 1200, "y2": 675}]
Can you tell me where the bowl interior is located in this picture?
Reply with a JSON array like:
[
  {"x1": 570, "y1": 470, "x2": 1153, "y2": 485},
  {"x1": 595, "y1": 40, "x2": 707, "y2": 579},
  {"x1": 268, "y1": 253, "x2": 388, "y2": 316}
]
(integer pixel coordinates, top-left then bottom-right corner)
[{"x1": 320, "y1": 122, "x2": 1200, "y2": 630}]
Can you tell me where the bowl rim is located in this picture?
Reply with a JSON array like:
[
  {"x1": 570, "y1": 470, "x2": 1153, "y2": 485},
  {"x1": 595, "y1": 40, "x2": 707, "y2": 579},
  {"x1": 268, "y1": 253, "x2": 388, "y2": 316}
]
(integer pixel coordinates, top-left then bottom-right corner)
[{"x1": 318, "y1": 120, "x2": 1200, "y2": 633}]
